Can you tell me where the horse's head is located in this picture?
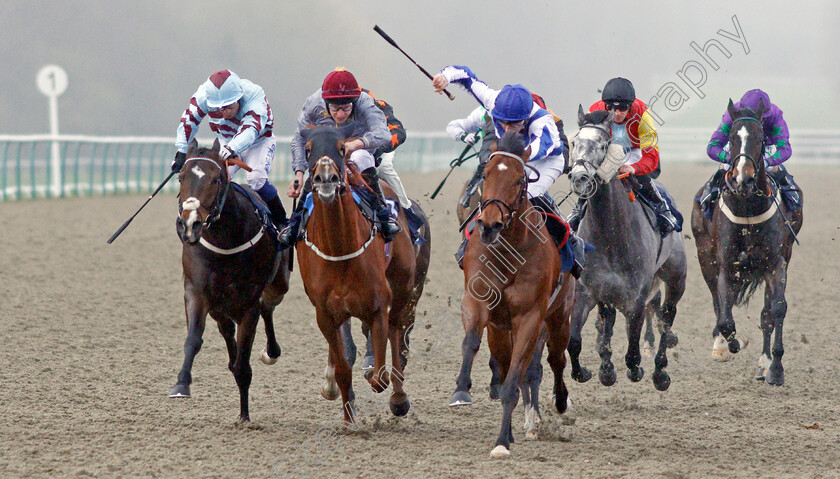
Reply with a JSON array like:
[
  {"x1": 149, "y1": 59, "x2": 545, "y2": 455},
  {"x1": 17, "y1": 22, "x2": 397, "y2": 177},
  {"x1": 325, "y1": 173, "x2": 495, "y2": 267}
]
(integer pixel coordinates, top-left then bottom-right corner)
[
  {"x1": 301, "y1": 125, "x2": 355, "y2": 203},
  {"x1": 476, "y1": 130, "x2": 531, "y2": 245},
  {"x1": 569, "y1": 105, "x2": 616, "y2": 197},
  {"x1": 176, "y1": 138, "x2": 229, "y2": 244},
  {"x1": 726, "y1": 98, "x2": 768, "y2": 196}
]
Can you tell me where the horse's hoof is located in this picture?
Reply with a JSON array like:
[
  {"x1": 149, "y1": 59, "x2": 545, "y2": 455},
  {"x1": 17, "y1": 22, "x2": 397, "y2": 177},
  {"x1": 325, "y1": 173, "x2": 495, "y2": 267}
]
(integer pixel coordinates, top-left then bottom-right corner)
[
  {"x1": 627, "y1": 366, "x2": 645, "y2": 383},
  {"x1": 449, "y1": 390, "x2": 473, "y2": 407},
  {"x1": 390, "y1": 397, "x2": 411, "y2": 417},
  {"x1": 755, "y1": 366, "x2": 768, "y2": 381},
  {"x1": 490, "y1": 445, "x2": 510, "y2": 457},
  {"x1": 361, "y1": 355, "x2": 375, "y2": 371},
  {"x1": 664, "y1": 331, "x2": 679, "y2": 349},
  {"x1": 728, "y1": 337, "x2": 749, "y2": 354},
  {"x1": 239, "y1": 415, "x2": 250, "y2": 423},
  {"x1": 652, "y1": 369, "x2": 671, "y2": 391},
  {"x1": 489, "y1": 383, "x2": 501, "y2": 400},
  {"x1": 572, "y1": 367, "x2": 592, "y2": 383},
  {"x1": 712, "y1": 347, "x2": 733, "y2": 362},
  {"x1": 641, "y1": 345, "x2": 655, "y2": 358},
  {"x1": 765, "y1": 368, "x2": 785, "y2": 386},
  {"x1": 525, "y1": 429, "x2": 538, "y2": 440},
  {"x1": 169, "y1": 384, "x2": 191, "y2": 398},
  {"x1": 321, "y1": 381, "x2": 339, "y2": 401},
  {"x1": 260, "y1": 348, "x2": 278, "y2": 365},
  {"x1": 599, "y1": 366, "x2": 616, "y2": 386}
]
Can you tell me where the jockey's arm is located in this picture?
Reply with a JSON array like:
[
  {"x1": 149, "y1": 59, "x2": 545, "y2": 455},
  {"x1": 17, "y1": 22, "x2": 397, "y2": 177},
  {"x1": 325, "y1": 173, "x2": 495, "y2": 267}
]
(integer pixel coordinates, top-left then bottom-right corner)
[
  {"x1": 175, "y1": 89, "x2": 208, "y2": 154},
  {"x1": 355, "y1": 92, "x2": 390, "y2": 153},
  {"x1": 525, "y1": 113, "x2": 563, "y2": 162},
  {"x1": 435, "y1": 66, "x2": 499, "y2": 111},
  {"x1": 446, "y1": 106, "x2": 486, "y2": 142},
  {"x1": 764, "y1": 112, "x2": 792, "y2": 166}
]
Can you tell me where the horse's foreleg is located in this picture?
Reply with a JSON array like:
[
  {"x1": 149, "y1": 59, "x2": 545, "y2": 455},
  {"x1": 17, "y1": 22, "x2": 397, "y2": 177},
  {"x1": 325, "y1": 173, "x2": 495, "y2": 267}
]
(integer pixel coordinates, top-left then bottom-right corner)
[
  {"x1": 317, "y1": 313, "x2": 355, "y2": 425},
  {"x1": 217, "y1": 317, "x2": 237, "y2": 370},
  {"x1": 339, "y1": 321, "x2": 358, "y2": 369},
  {"x1": 624, "y1": 300, "x2": 646, "y2": 384},
  {"x1": 596, "y1": 302, "x2": 618, "y2": 386},
  {"x1": 259, "y1": 298, "x2": 283, "y2": 365},
  {"x1": 365, "y1": 309, "x2": 390, "y2": 394},
  {"x1": 169, "y1": 292, "x2": 208, "y2": 398},
  {"x1": 487, "y1": 324, "x2": 515, "y2": 457},
  {"x1": 763, "y1": 266, "x2": 788, "y2": 386},
  {"x1": 642, "y1": 290, "x2": 661, "y2": 358},
  {"x1": 488, "y1": 355, "x2": 501, "y2": 400},
  {"x1": 653, "y1": 271, "x2": 685, "y2": 391},
  {"x1": 523, "y1": 333, "x2": 545, "y2": 440},
  {"x1": 231, "y1": 308, "x2": 259, "y2": 422},
  {"x1": 388, "y1": 322, "x2": 410, "y2": 417},
  {"x1": 715, "y1": 273, "x2": 748, "y2": 355},
  {"x1": 569, "y1": 289, "x2": 595, "y2": 383},
  {"x1": 450, "y1": 301, "x2": 486, "y2": 407}
]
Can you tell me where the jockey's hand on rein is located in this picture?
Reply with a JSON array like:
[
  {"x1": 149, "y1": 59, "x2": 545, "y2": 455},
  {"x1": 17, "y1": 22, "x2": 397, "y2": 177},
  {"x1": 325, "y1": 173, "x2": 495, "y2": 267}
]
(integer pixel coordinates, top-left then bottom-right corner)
[
  {"x1": 171, "y1": 151, "x2": 187, "y2": 173},
  {"x1": 220, "y1": 145, "x2": 235, "y2": 161},
  {"x1": 460, "y1": 132, "x2": 479, "y2": 145}
]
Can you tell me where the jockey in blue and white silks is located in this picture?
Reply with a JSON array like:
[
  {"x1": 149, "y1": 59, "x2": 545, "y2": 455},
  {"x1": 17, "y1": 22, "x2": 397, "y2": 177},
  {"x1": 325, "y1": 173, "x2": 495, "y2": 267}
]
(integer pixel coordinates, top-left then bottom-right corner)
[
  {"x1": 434, "y1": 66, "x2": 565, "y2": 198},
  {"x1": 173, "y1": 69, "x2": 286, "y2": 227}
]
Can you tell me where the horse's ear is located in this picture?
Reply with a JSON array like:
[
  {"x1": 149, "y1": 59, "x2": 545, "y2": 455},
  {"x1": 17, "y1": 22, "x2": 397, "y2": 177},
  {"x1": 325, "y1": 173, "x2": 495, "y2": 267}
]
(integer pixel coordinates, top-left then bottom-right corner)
[
  {"x1": 605, "y1": 109, "x2": 615, "y2": 124},
  {"x1": 755, "y1": 97, "x2": 767, "y2": 118},
  {"x1": 489, "y1": 139, "x2": 499, "y2": 155},
  {"x1": 187, "y1": 139, "x2": 199, "y2": 157},
  {"x1": 523, "y1": 145, "x2": 531, "y2": 161},
  {"x1": 339, "y1": 123, "x2": 355, "y2": 140},
  {"x1": 212, "y1": 138, "x2": 221, "y2": 153},
  {"x1": 727, "y1": 98, "x2": 737, "y2": 119},
  {"x1": 577, "y1": 104, "x2": 586, "y2": 127}
]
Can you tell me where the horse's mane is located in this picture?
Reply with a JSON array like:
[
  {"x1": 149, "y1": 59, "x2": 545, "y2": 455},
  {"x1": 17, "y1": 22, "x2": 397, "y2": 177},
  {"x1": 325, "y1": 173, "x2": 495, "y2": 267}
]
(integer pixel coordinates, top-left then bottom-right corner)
[
  {"x1": 582, "y1": 110, "x2": 610, "y2": 126},
  {"x1": 497, "y1": 130, "x2": 526, "y2": 156}
]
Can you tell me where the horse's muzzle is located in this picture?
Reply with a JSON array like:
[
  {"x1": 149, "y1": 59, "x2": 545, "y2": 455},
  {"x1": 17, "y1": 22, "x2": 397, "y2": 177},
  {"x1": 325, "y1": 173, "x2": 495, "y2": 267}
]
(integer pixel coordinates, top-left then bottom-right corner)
[
  {"x1": 570, "y1": 168, "x2": 595, "y2": 196},
  {"x1": 312, "y1": 170, "x2": 340, "y2": 203},
  {"x1": 176, "y1": 216, "x2": 203, "y2": 244},
  {"x1": 477, "y1": 219, "x2": 503, "y2": 245}
]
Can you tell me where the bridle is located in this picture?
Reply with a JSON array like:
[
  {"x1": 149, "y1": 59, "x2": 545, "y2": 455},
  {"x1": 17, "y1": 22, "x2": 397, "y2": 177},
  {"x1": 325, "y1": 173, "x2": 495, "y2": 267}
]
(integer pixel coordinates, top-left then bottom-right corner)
[
  {"x1": 479, "y1": 150, "x2": 537, "y2": 229},
  {"x1": 725, "y1": 116, "x2": 767, "y2": 195},
  {"x1": 179, "y1": 157, "x2": 231, "y2": 229}
]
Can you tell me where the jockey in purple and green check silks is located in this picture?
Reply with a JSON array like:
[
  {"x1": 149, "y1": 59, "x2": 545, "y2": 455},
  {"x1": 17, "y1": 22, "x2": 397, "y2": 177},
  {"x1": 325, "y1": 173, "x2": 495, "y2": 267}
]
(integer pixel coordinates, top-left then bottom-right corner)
[{"x1": 706, "y1": 89, "x2": 791, "y2": 166}]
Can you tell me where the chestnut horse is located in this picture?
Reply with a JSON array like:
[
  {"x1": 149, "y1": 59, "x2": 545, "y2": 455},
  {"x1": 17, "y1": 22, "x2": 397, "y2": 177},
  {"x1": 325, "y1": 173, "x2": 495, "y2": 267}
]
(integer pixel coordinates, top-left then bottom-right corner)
[
  {"x1": 461, "y1": 130, "x2": 575, "y2": 457},
  {"x1": 691, "y1": 99, "x2": 803, "y2": 385},
  {"x1": 170, "y1": 139, "x2": 291, "y2": 422},
  {"x1": 297, "y1": 126, "x2": 428, "y2": 424}
]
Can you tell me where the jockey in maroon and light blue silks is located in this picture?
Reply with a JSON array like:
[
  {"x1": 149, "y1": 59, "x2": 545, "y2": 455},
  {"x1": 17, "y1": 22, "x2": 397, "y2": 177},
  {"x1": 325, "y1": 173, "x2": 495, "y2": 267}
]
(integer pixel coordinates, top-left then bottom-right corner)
[{"x1": 700, "y1": 88, "x2": 800, "y2": 213}]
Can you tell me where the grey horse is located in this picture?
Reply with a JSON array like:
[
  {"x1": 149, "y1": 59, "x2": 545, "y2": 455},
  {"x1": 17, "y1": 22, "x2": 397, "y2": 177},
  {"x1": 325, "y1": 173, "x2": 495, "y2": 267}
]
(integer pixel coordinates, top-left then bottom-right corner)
[{"x1": 566, "y1": 106, "x2": 686, "y2": 391}]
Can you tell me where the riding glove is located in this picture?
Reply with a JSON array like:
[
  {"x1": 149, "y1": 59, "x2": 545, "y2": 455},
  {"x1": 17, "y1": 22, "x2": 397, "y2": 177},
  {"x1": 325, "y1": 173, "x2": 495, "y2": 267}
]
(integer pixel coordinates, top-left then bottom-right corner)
[
  {"x1": 220, "y1": 145, "x2": 235, "y2": 160},
  {"x1": 171, "y1": 151, "x2": 187, "y2": 172}
]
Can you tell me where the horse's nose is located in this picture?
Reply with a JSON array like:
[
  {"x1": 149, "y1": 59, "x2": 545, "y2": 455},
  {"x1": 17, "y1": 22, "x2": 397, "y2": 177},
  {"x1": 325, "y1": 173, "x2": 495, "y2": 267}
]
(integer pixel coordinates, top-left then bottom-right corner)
[
  {"x1": 476, "y1": 219, "x2": 503, "y2": 245},
  {"x1": 570, "y1": 172, "x2": 592, "y2": 196}
]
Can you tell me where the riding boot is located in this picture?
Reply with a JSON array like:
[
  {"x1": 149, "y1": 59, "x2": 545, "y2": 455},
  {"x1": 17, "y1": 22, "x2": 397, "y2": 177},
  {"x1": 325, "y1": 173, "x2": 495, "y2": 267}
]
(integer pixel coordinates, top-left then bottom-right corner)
[
  {"x1": 277, "y1": 207, "x2": 303, "y2": 251},
  {"x1": 362, "y1": 167, "x2": 401, "y2": 243},
  {"x1": 264, "y1": 195, "x2": 288, "y2": 228},
  {"x1": 567, "y1": 197, "x2": 588, "y2": 232},
  {"x1": 460, "y1": 162, "x2": 486, "y2": 208},
  {"x1": 700, "y1": 168, "x2": 726, "y2": 211},
  {"x1": 637, "y1": 176, "x2": 679, "y2": 236},
  {"x1": 768, "y1": 165, "x2": 801, "y2": 210}
]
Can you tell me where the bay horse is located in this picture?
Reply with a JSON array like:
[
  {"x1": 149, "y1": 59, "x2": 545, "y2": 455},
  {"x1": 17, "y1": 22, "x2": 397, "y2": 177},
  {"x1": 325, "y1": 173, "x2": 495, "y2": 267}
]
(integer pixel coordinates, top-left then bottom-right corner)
[
  {"x1": 460, "y1": 130, "x2": 575, "y2": 457},
  {"x1": 691, "y1": 99, "x2": 803, "y2": 385},
  {"x1": 170, "y1": 139, "x2": 291, "y2": 422},
  {"x1": 297, "y1": 125, "x2": 429, "y2": 424},
  {"x1": 567, "y1": 106, "x2": 686, "y2": 391}
]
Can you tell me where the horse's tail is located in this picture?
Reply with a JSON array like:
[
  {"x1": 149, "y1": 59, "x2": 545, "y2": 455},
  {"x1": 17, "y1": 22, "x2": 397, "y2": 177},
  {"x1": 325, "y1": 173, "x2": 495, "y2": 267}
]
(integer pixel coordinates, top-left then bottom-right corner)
[{"x1": 733, "y1": 270, "x2": 763, "y2": 307}]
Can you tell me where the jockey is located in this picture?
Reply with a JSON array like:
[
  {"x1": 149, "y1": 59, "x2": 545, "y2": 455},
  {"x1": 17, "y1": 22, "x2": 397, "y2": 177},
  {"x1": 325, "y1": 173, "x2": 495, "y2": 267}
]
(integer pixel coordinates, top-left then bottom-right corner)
[
  {"x1": 173, "y1": 70, "x2": 286, "y2": 228},
  {"x1": 363, "y1": 88, "x2": 412, "y2": 210},
  {"x1": 279, "y1": 68, "x2": 401, "y2": 249},
  {"x1": 433, "y1": 66, "x2": 570, "y2": 265},
  {"x1": 448, "y1": 96, "x2": 571, "y2": 209},
  {"x1": 568, "y1": 77, "x2": 679, "y2": 236},
  {"x1": 700, "y1": 89, "x2": 800, "y2": 212}
]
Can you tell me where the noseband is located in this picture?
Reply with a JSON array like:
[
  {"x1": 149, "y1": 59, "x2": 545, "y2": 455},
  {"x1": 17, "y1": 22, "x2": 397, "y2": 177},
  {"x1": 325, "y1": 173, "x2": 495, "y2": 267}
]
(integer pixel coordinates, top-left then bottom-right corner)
[
  {"x1": 479, "y1": 151, "x2": 534, "y2": 229},
  {"x1": 179, "y1": 157, "x2": 231, "y2": 228},
  {"x1": 571, "y1": 124, "x2": 611, "y2": 179},
  {"x1": 311, "y1": 156, "x2": 349, "y2": 195}
]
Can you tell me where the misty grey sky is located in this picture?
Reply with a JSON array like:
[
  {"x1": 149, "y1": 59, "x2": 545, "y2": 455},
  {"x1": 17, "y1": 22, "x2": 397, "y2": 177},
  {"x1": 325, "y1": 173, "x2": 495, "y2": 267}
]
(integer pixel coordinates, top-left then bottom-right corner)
[{"x1": 3, "y1": 1, "x2": 838, "y2": 137}]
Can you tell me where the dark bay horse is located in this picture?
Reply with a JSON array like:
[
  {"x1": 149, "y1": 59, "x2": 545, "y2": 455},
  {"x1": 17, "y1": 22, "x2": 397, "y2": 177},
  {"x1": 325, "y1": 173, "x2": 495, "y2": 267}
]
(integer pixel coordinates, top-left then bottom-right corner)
[
  {"x1": 297, "y1": 126, "x2": 429, "y2": 425},
  {"x1": 691, "y1": 99, "x2": 803, "y2": 385},
  {"x1": 460, "y1": 130, "x2": 575, "y2": 457},
  {"x1": 171, "y1": 139, "x2": 291, "y2": 422},
  {"x1": 567, "y1": 106, "x2": 686, "y2": 391}
]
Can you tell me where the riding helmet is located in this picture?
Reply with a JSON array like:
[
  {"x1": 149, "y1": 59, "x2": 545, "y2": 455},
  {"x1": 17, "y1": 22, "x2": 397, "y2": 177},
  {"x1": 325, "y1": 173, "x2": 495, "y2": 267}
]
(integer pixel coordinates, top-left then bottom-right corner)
[
  {"x1": 204, "y1": 70, "x2": 244, "y2": 109},
  {"x1": 321, "y1": 68, "x2": 362, "y2": 105},
  {"x1": 601, "y1": 77, "x2": 635, "y2": 107},
  {"x1": 491, "y1": 84, "x2": 533, "y2": 122}
]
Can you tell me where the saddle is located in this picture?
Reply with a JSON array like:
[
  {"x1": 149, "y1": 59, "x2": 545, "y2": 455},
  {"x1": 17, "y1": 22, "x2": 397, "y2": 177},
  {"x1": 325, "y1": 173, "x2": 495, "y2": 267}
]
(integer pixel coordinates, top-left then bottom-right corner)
[{"x1": 231, "y1": 183, "x2": 282, "y2": 245}]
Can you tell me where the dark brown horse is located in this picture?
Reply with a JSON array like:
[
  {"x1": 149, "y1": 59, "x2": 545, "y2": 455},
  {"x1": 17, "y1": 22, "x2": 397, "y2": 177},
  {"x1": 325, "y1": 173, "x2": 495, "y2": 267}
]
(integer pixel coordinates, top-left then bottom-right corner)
[
  {"x1": 460, "y1": 130, "x2": 575, "y2": 457},
  {"x1": 297, "y1": 126, "x2": 429, "y2": 424},
  {"x1": 691, "y1": 99, "x2": 803, "y2": 385},
  {"x1": 169, "y1": 139, "x2": 291, "y2": 422}
]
